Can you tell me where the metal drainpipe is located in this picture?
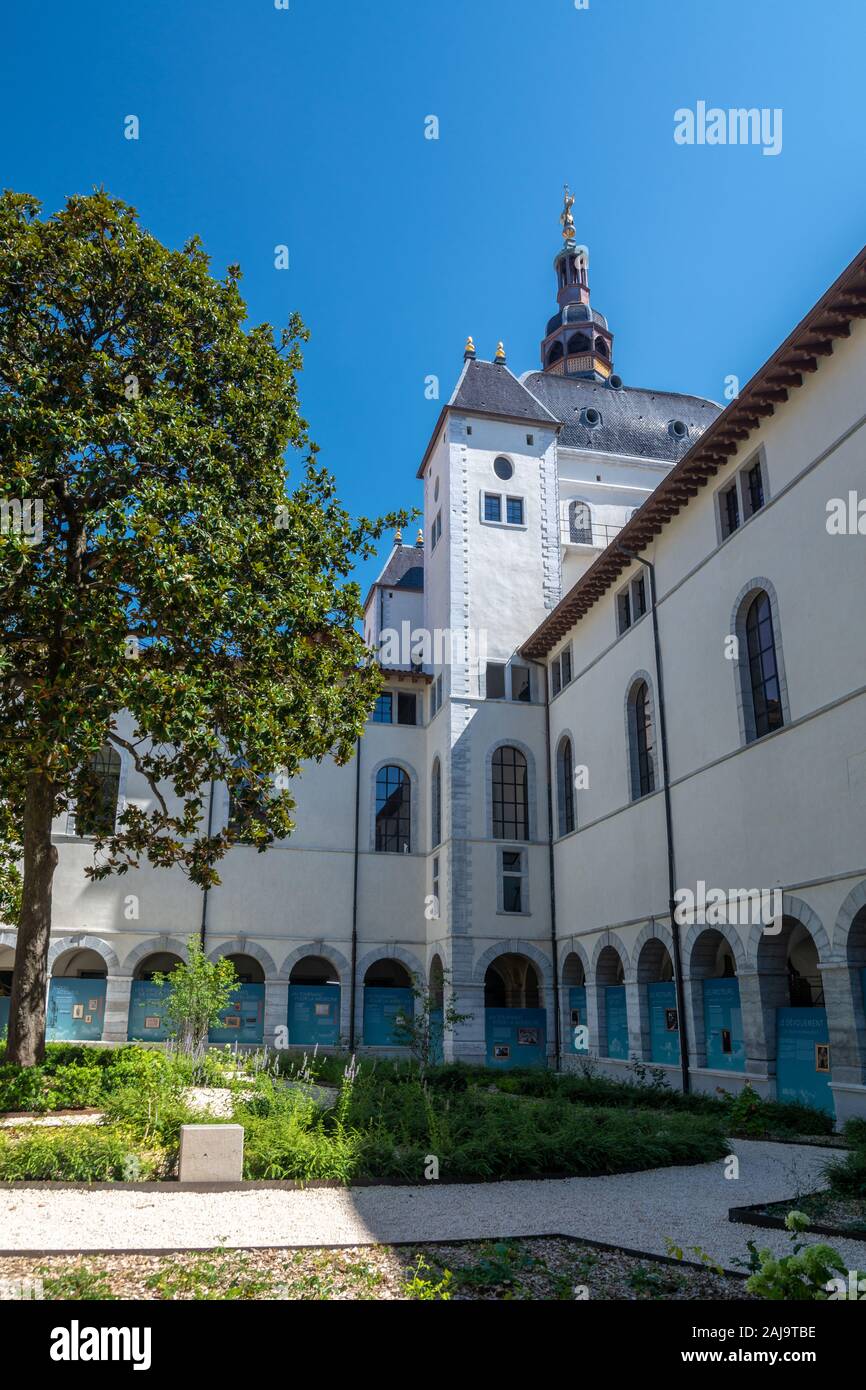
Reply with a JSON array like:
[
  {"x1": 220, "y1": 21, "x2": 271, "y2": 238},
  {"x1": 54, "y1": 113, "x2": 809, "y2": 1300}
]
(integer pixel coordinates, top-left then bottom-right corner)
[
  {"x1": 617, "y1": 545, "x2": 690, "y2": 1094},
  {"x1": 199, "y1": 774, "x2": 217, "y2": 949},
  {"x1": 349, "y1": 735, "x2": 362, "y2": 1051},
  {"x1": 538, "y1": 660, "x2": 562, "y2": 1071}
]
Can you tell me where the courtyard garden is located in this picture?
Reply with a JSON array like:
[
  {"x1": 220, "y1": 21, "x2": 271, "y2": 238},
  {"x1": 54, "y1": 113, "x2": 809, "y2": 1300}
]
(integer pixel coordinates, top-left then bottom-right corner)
[{"x1": 0, "y1": 1039, "x2": 838, "y2": 1186}]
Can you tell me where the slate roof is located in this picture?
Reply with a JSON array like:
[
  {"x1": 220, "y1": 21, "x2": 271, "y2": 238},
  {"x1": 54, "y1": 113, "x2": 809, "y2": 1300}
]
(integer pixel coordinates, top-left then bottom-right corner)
[
  {"x1": 449, "y1": 359, "x2": 559, "y2": 425},
  {"x1": 363, "y1": 544, "x2": 424, "y2": 612},
  {"x1": 520, "y1": 372, "x2": 721, "y2": 461}
]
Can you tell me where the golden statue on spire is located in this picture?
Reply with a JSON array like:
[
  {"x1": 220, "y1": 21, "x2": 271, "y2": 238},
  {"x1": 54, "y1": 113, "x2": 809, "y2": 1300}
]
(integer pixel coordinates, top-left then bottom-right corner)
[{"x1": 560, "y1": 184, "x2": 576, "y2": 242}]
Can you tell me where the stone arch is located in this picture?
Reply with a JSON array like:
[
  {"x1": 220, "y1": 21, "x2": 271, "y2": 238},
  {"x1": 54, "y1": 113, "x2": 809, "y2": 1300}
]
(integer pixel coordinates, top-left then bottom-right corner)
[
  {"x1": 729, "y1": 576, "x2": 791, "y2": 746},
  {"x1": 48, "y1": 934, "x2": 121, "y2": 976},
  {"x1": 745, "y1": 893, "x2": 830, "y2": 968},
  {"x1": 473, "y1": 938, "x2": 551, "y2": 988},
  {"x1": 485, "y1": 738, "x2": 539, "y2": 841},
  {"x1": 834, "y1": 880, "x2": 866, "y2": 959},
  {"x1": 280, "y1": 942, "x2": 352, "y2": 983},
  {"x1": 369, "y1": 756, "x2": 420, "y2": 855},
  {"x1": 592, "y1": 936, "x2": 630, "y2": 1060},
  {"x1": 356, "y1": 944, "x2": 426, "y2": 988},
  {"x1": 120, "y1": 936, "x2": 190, "y2": 978},
  {"x1": 683, "y1": 919, "x2": 747, "y2": 974},
  {"x1": 634, "y1": 926, "x2": 676, "y2": 1063},
  {"x1": 630, "y1": 921, "x2": 675, "y2": 975},
  {"x1": 590, "y1": 931, "x2": 632, "y2": 983},
  {"x1": 558, "y1": 938, "x2": 590, "y2": 985},
  {"x1": 750, "y1": 900, "x2": 829, "y2": 1078},
  {"x1": 207, "y1": 938, "x2": 278, "y2": 979}
]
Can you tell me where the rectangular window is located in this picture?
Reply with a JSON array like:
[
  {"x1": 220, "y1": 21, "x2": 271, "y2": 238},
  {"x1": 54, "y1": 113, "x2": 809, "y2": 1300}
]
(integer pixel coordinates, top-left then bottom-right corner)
[
  {"x1": 617, "y1": 590, "x2": 631, "y2": 634},
  {"x1": 551, "y1": 658, "x2": 561, "y2": 697},
  {"x1": 720, "y1": 482, "x2": 740, "y2": 539},
  {"x1": 560, "y1": 647, "x2": 572, "y2": 686},
  {"x1": 435, "y1": 673, "x2": 443, "y2": 710},
  {"x1": 432, "y1": 855, "x2": 440, "y2": 917},
  {"x1": 501, "y1": 849, "x2": 524, "y2": 914},
  {"x1": 511, "y1": 664, "x2": 531, "y2": 703},
  {"x1": 397, "y1": 692, "x2": 417, "y2": 726},
  {"x1": 430, "y1": 510, "x2": 442, "y2": 550},
  {"x1": 745, "y1": 460, "x2": 765, "y2": 517},
  {"x1": 484, "y1": 493, "x2": 502, "y2": 523},
  {"x1": 526, "y1": 433, "x2": 534, "y2": 446},
  {"x1": 372, "y1": 693, "x2": 392, "y2": 723},
  {"x1": 430, "y1": 682, "x2": 438, "y2": 719},
  {"x1": 632, "y1": 574, "x2": 647, "y2": 619},
  {"x1": 506, "y1": 496, "x2": 524, "y2": 526},
  {"x1": 486, "y1": 662, "x2": 506, "y2": 699}
]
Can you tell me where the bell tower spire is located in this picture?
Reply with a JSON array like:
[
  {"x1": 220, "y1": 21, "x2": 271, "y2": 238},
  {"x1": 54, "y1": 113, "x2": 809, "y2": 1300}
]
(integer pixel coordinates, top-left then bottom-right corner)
[{"x1": 540, "y1": 186, "x2": 614, "y2": 380}]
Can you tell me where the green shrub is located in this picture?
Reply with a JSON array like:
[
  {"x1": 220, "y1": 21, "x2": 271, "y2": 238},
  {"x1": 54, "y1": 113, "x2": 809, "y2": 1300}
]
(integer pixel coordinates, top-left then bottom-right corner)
[
  {"x1": 824, "y1": 1147, "x2": 866, "y2": 1200},
  {"x1": 744, "y1": 1211, "x2": 866, "y2": 1300},
  {"x1": 842, "y1": 1117, "x2": 866, "y2": 1149},
  {"x1": 0, "y1": 1126, "x2": 159, "y2": 1181},
  {"x1": 0, "y1": 1061, "x2": 104, "y2": 1113}
]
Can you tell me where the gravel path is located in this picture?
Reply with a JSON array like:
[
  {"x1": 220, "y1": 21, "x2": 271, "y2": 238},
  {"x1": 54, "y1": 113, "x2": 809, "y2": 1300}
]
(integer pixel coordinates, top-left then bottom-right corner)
[{"x1": 3, "y1": 1139, "x2": 864, "y2": 1272}]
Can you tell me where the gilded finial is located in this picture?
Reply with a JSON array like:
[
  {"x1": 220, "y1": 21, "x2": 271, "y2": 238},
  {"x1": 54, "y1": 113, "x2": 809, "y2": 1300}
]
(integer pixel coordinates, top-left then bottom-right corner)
[
  {"x1": 494, "y1": 341, "x2": 506, "y2": 364},
  {"x1": 395, "y1": 526, "x2": 403, "y2": 546},
  {"x1": 560, "y1": 183, "x2": 576, "y2": 243},
  {"x1": 416, "y1": 528, "x2": 424, "y2": 547},
  {"x1": 464, "y1": 335, "x2": 476, "y2": 361}
]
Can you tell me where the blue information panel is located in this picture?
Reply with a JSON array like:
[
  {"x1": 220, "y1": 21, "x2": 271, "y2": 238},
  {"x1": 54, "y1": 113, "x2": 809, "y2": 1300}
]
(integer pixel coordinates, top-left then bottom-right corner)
[
  {"x1": 288, "y1": 984, "x2": 340, "y2": 1047},
  {"x1": 209, "y1": 984, "x2": 265, "y2": 1044},
  {"x1": 703, "y1": 977, "x2": 745, "y2": 1071},
  {"x1": 485, "y1": 1007, "x2": 547, "y2": 1069},
  {"x1": 776, "y1": 1007, "x2": 834, "y2": 1116},
  {"x1": 429, "y1": 1007, "x2": 444, "y2": 1064},
  {"x1": 647, "y1": 981, "x2": 681, "y2": 1065},
  {"x1": 46, "y1": 979, "x2": 106, "y2": 1041},
  {"x1": 128, "y1": 980, "x2": 173, "y2": 1041},
  {"x1": 0, "y1": 995, "x2": 9, "y2": 1036},
  {"x1": 568, "y1": 986, "x2": 588, "y2": 1054},
  {"x1": 604, "y1": 985, "x2": 629, "y2": 1059},
  {"x1": 363, "y1": 986, "x2": 414, "y2": 1046}
]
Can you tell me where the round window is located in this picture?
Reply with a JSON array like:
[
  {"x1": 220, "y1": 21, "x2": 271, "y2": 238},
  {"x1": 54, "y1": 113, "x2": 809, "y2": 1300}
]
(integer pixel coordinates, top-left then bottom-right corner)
[{"x1": 493, "y1": 456, "x2": 513, "y2": 481}]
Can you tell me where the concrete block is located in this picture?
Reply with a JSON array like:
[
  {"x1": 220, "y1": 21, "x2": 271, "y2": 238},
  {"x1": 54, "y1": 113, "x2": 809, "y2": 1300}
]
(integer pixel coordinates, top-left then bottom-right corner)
[{"x1": 178, "y1": 1125, "x2": 244, "y2": 1183}]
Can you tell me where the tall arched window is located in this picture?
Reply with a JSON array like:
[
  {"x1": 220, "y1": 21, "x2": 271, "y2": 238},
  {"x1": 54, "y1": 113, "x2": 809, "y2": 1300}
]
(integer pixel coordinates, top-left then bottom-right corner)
[
  {"x1": 627, "y1": 680, "x2": 656, "y2": 800},
  {"x1": 376, "y1": 765, "x2": 411, "y2": 853},
  {"x1": 557, "y1": 736, "x2": 575, "y2": 836},
  {"x1": 569, "y1": 500, "x2": 593, "y2": 544},
  {"x1": 745, "y1": 591, "x2": 783, "y2": 739},
  {"x1": 492, "y1": 746, "x2": 528, "y2": 841},
  {"x1": 431, "y1": 757, "x2": 441, "y2": 848},
  {"x1": 75, "y1": 744, "x2": 121, "y2": 837}
]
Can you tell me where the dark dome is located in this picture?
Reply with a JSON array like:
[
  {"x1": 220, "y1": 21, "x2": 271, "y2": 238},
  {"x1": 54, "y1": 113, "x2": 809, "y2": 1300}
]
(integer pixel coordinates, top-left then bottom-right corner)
[{"x1": 545, "y1": 303, "x2": 608, "y2": 336}]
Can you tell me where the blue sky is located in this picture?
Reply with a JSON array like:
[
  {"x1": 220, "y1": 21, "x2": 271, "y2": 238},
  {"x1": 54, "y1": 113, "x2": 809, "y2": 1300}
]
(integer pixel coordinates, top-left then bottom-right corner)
[{"x1": 2, "y1": 0, "x2": 864, "y2": 598}]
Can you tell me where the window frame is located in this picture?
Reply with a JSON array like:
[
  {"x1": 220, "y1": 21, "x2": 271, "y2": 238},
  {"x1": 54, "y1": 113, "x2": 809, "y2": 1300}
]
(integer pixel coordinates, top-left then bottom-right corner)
[
  {"x1": 491, "y1": 745, "x2": 529, "y2": 841},
  {"x1": 374, "y1": 763, "x2": 412, "y2": 854},
  {"x1": 480, "y1": 489, "x2": 527, "y2": 529},
  {"x1": 498, "y1": 846, "x2": 529, "y2": 915}
]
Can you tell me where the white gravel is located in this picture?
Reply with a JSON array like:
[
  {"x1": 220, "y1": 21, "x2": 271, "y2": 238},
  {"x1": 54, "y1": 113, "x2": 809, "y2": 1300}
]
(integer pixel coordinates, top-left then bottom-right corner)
[{"x1": 2, "y1": 1139, "x2": 863, "y2": 1272}]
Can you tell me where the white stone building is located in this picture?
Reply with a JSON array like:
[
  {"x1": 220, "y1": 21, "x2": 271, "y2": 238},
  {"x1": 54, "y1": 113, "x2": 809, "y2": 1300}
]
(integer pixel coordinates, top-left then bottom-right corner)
[{"x1": 3, "y1": 207, "x2": 865, "y2": 1122}]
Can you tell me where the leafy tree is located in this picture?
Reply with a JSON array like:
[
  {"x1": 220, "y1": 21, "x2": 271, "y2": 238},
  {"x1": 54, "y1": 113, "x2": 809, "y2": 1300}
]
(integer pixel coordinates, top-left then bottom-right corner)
[
  {"x1": 156, "y1": 937, "x2": 238, "y2": 1062},
  {"x1": 392, "y1": 969, "x2": 473, "y2": 1073},
  {"x1": 0, "y1": 190, "x2": 403, "y2": 1064},
  {"x1": 0, "y1": 803, "x2": 22, "y2": 927}
]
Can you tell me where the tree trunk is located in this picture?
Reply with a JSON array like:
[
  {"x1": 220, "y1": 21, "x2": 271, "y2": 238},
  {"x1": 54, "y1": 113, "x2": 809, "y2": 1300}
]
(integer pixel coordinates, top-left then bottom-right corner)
[{"x1": 6, "y1": 772, "x2": 58, "y2": 1066}]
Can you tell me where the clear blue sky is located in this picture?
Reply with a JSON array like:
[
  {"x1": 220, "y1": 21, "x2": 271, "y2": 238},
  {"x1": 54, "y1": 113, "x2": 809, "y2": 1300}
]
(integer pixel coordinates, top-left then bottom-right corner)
[{"x1": 2, "y1": 0, "x2": 864, "y2": 597}]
